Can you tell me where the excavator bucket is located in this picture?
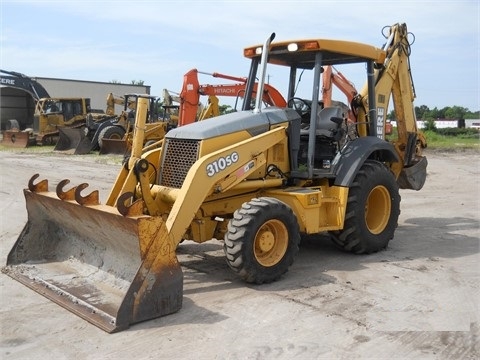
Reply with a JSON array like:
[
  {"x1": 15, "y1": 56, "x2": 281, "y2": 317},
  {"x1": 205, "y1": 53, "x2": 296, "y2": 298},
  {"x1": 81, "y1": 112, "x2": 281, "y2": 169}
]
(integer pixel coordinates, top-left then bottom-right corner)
[
  {"x1": 54, "y1": 127, "x2": 93, "y2": 155},
  {"x1": 2, "y1": 175, "x2": 183, "y2": 333},
  {"x1": 397, "y1": 156, "x2": 428, "y2": 190},
  {"x1": 1, "y1": 130, "x2": 35, "y2": 148},
  {"x1": 99, "y1": 138, "x2": 129, "y2": 155}
]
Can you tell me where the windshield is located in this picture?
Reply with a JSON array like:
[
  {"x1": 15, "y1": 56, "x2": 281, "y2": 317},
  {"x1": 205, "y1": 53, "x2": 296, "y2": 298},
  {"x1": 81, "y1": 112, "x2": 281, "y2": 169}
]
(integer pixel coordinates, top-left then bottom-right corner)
[{"x1": 43, "y1": 100, "x2": 62, "y2": 113}]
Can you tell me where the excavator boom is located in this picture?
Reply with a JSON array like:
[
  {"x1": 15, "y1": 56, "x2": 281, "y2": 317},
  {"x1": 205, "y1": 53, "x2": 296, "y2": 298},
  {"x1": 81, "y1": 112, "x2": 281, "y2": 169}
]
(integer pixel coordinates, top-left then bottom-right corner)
[
  {"x1": 1, "y1": 70, "x2": 50, "y2": 147},
  {"x1": 178, "y1": 68, "x2": 287, "y2": 126},
  {"x1": 355, "y1": 23, "x2": 427, "y2": 189}
]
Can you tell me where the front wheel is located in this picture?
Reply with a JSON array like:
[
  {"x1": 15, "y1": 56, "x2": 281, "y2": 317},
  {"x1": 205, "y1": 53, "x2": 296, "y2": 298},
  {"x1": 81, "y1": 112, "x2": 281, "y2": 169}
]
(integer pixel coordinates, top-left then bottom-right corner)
[
  {"x1": 224, "y1": 197, "x2": 300, "y2": 284},
  {"x1": 98, "y1": 126, "x2": 125, "y2": 148},
  {"x1": 332, "y1": 160, "x2": 400, "y2": 254}
]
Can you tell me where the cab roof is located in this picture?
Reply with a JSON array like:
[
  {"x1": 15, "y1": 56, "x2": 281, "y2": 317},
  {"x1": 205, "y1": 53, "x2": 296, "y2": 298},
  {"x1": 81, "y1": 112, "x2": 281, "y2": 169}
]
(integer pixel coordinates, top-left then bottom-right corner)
[{"x1": 244, "y1": 38, "x2": 386, "y2": 69}]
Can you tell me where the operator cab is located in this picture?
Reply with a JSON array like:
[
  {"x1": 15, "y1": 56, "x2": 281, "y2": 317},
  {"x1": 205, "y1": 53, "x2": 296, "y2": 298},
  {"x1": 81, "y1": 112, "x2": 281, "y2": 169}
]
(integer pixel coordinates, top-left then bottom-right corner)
[{"x1": 242, "y1": 36, "x2": 386, "y2": 180}]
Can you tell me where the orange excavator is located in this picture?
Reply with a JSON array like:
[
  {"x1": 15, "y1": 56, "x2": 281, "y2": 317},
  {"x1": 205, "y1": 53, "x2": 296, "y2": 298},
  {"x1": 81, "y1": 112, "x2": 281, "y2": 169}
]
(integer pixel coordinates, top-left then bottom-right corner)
[
  {"x1": 178, "y1": 68, "x2": 287, "y2": 126},
  {"x1": 322, "y1": 65, "x2": 358, "y2": 121},
  {"x1": 322, "y1": 65, "x2": 393, "y2": 134}
]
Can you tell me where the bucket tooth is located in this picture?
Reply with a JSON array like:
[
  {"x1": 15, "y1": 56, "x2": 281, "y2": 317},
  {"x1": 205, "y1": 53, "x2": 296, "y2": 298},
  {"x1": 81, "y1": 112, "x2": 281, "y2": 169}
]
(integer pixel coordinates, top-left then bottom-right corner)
[
  {"x1": 56, "y1": 179, "x2": 77, "y2": 201},
  {"x1": 117, "y1": 192, "x2": 144, "y2": 217},
  {"x1": 28, "y1": 174, "x2": 48, "y2": 193},
  {"x1": 74, "y1": 183, "x2": 100, "y2": 206}
]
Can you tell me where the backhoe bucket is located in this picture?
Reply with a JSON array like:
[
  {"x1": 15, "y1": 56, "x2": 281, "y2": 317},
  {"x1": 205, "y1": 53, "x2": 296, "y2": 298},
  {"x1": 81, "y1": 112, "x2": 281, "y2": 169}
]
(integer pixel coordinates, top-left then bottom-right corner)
[
  {"x1": 398, "y1": 156, "x2": 428, "y2": 190},
  {"x1": 54, "y1": 128, "x2": 93, "y2": 155},
  {"x1": 99, "y1": 138, "x2": 129, "y2": 155},
  {"x1": 1, "y1": 130, "x2": 35, "y2": 148},
  {"x1": 2, "y1": 176, "x2": 183, "y2": 333}
]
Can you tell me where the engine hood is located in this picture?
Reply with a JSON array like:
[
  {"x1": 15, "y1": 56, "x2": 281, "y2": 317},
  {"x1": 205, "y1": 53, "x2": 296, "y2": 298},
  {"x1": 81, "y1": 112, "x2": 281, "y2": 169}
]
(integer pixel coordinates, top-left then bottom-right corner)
[{"x1": 166, "y1": 107, "x2": 299, "y2": 141}]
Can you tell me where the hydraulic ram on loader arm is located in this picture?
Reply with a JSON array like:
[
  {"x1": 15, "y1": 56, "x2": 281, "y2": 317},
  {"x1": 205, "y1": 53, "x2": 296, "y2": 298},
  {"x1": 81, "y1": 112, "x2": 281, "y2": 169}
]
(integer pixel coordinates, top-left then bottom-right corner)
[{"x1": 2, "y1": 95, "x2": 289, "y2": 333}]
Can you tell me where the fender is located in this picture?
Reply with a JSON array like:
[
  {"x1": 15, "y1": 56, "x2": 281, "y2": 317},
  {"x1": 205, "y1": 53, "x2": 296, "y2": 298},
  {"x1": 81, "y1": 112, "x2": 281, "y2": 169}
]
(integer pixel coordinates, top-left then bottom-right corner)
[{"x1": 333, "y1": 136, "x2": 398, "y2": 187}]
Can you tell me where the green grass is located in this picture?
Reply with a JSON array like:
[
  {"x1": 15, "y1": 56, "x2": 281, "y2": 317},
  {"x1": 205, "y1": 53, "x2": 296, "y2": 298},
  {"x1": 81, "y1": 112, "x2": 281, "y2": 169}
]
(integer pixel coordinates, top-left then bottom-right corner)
[
  {"x1": 386, "y1": 128, "x2": 479, "y2": 151},
  {"x1": 422, "y1": 130, "x2": 479, "y2": 150}
]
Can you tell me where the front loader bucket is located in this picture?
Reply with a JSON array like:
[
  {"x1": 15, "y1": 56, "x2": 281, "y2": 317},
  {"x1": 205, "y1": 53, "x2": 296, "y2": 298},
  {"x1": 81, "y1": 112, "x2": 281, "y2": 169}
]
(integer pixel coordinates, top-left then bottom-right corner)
[
  {"x1": 54, "y1": 128, "x2": 93, "y2": 155},
  {"x1": 99, "y1": 138, "x2": 129, "y2": 155},
  {"x1": 2, "y1": 176, "x2": 183, "y2": 333},
  {"x1": 1, "y1": 130, "x2": 35, "y2": 148}
]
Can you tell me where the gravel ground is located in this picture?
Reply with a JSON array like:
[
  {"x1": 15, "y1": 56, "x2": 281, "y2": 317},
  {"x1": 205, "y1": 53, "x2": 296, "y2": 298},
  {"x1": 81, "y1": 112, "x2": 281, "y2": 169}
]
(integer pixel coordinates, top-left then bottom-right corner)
[{"x1": 0, "y1": 148, "x2": 478, "y2": 360}]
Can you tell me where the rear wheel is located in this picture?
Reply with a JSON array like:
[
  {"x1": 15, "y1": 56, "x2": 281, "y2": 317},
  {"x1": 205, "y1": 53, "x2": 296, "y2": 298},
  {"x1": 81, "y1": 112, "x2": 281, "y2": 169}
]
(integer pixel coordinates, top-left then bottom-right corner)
[
  {"x1": 224, "y1": 197, "x2": 300, "y2": 284},
  {"x1": 332, "y1": 160, "x2": 400, "y2": 254}
]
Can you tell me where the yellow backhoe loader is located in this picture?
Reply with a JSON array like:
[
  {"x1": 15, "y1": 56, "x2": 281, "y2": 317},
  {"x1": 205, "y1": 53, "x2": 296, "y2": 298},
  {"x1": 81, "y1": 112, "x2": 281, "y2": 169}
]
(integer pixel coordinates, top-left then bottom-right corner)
[{"x1": 3, "y1": 23, "x2": 427, "y2": 333}]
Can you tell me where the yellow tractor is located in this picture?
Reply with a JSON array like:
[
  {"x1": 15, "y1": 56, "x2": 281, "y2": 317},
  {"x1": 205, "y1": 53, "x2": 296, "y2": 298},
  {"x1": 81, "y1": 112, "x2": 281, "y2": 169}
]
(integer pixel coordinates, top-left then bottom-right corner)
[{"x1": 3, "y1": 23, "x2": 427, "y2": 332}]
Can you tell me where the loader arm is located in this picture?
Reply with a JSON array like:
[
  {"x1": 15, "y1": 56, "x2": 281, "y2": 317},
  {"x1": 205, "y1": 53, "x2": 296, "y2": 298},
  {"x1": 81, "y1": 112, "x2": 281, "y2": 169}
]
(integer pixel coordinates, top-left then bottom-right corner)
[
  {"x1": 162, "y1": 125, "x2": 287, "y2": 244},
  {"x1": 104, "y1": 96, "x2": 152, "y2": 206},
  {"x1": 107, "y1": 120, "x2": 288, "y2": 248}
]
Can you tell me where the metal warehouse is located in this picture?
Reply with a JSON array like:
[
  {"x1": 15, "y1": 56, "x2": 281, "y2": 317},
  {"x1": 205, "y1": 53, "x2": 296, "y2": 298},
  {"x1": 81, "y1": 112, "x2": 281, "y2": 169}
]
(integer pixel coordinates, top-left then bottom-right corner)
[{"x1": 0, "y1": 72, "x2": 150, "y2": 130}]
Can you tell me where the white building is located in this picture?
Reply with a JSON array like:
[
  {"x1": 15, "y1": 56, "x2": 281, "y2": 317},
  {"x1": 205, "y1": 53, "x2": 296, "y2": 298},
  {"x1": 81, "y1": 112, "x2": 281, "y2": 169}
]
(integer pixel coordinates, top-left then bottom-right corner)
[{"x1": 390, "y1": 119, "x2": 480, "y2": 129}]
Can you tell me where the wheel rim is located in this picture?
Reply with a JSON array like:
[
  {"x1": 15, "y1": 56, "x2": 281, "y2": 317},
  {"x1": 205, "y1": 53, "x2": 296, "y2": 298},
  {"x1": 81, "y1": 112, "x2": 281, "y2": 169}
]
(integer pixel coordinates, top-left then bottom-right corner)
[
  {"x1": 365, "y1": 185, "x2": 391, "y2": 234},
  {"x1": 109, "y1": 133, "x2": 123, "y2": 140},
  {"x1": 253, "y1": 219, "x2": 289, "y2": 267}
]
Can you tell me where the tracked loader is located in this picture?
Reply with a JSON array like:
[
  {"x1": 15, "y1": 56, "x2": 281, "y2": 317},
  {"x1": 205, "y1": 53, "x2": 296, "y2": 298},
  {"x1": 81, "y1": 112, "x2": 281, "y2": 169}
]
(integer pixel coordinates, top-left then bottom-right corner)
[{"x1": 3, "y1": 23, "x2": 427, "y2": 332}]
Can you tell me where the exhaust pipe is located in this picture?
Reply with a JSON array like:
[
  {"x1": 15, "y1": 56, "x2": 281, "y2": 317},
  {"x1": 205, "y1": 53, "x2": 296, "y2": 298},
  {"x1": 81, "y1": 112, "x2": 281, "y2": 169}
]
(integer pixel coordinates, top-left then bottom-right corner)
[{"x1": 253, "y1": 33, "x2": 276, "y2": 114}]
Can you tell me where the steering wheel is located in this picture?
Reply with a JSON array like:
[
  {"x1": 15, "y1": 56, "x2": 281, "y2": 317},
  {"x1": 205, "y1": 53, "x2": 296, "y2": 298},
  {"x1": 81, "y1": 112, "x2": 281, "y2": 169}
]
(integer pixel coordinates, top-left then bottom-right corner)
[{"x1": 287, "y1": 97, "x2": 311, "y2": 118}]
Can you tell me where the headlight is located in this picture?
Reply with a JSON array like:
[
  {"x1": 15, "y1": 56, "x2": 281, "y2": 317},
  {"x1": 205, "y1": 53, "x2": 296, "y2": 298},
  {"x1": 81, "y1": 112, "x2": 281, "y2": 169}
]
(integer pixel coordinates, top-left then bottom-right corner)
[{"x1": 287, "y1": 43, "x2": 298, "y2": 52}]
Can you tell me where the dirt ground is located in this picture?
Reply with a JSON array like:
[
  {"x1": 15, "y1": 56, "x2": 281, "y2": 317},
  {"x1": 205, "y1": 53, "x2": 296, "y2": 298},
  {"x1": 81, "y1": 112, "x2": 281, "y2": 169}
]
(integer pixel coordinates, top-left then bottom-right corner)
[{"x1": 0, "y1": 149, "x2": 478, "y2": 360}]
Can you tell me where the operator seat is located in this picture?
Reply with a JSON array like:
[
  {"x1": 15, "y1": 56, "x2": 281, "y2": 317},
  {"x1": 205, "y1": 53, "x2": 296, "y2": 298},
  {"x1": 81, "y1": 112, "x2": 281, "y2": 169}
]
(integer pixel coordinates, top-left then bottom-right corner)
[
  {"x1": 315, "y1": 106, "x2": 344, "y2": 138},
  {"x1": 299, "y1": 105, "x2": 345, "y2": 141}
]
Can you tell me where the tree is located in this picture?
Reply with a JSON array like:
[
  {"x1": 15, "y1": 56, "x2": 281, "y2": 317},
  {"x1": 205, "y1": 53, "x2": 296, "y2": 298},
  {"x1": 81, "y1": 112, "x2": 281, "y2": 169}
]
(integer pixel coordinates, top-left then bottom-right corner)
[
  {"x1": 444, "y1": 106, "x2": 467, "y2": 120},
  {"x1": 429, "y1": 107, "x2": 441, "y2": 119},
  {"x1": 405, "y1": 104, "x2": 479, "y2": 121},
  {"x1": 415, "y1": 105, "x2": 430, "y2": 119},
  {"x1": 424, "y1": 117, "x2": 437, "y2": 131},
  {"x1": 388, "y1": 109, "x2": 396, "y2": 121},
  {"x1": 131, "y1": 80, "x2": 145, "y2": 85},
  {"x1": 219, "y1": 104, "x2": 235, "y2": 114}
]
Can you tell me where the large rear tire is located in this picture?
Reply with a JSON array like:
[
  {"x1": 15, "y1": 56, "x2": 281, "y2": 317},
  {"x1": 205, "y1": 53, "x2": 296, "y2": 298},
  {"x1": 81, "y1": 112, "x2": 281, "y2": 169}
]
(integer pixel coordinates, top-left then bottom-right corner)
[
  {"x1": 224, "y1": 197, "x2": 300, "y2": 284},
  {"x1": 332, "y1": 160, "x2": 400, "y2": 254}
]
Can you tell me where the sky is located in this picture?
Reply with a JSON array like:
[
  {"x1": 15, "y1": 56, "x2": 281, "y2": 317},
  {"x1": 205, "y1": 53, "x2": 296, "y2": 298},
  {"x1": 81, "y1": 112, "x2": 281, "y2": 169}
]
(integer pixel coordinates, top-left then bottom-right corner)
[{"x1": 1, "y1": 0, "x2": 479, "y2": 112}]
